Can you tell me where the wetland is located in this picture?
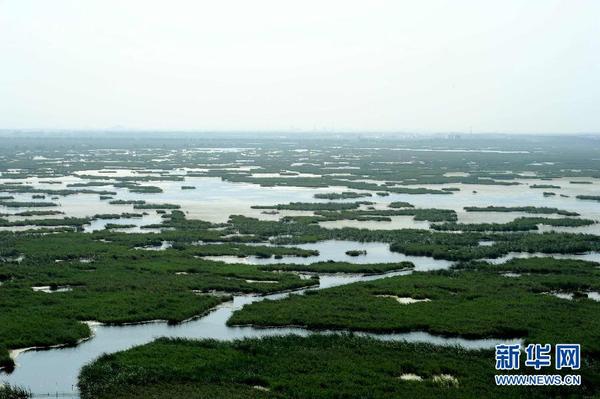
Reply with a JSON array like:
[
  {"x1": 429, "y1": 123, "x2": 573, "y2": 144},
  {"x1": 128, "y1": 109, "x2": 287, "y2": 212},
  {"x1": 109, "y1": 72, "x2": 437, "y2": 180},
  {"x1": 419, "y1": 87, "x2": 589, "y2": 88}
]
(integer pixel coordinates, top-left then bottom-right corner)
[{"x1": 1, "y1": 133, "x2": 600, "y2": 398}]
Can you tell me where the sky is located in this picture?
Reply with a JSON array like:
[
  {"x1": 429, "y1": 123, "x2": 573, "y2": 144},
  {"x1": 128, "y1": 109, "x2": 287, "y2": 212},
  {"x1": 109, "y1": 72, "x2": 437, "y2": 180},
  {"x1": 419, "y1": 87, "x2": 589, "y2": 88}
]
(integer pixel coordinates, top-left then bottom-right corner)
[{"x1": 1, "y1": 0, "x2": 599, "y2": 133}]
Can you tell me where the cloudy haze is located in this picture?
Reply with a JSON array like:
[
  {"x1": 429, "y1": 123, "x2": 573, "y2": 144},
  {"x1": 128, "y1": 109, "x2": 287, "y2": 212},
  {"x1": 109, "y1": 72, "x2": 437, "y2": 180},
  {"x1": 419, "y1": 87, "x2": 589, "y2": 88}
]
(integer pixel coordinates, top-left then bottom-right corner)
[{"x1": 1, "y1": 0, "x2": 599, "y2": 133}]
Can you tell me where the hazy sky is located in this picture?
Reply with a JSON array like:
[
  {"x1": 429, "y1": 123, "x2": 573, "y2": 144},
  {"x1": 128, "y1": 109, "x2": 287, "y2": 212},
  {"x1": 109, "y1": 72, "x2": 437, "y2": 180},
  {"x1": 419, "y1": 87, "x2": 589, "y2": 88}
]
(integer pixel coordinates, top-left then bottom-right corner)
[{"x1": 1, "y1": 0, "x2": 599, "y2": 133}]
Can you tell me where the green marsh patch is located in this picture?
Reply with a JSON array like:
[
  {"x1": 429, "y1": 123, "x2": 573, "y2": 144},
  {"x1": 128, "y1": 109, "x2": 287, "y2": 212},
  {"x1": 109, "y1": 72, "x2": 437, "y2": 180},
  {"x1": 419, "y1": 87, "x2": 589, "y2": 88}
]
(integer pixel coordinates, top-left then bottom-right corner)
[
  {"x1": 229, "y1": 258, "x2": 600, "y2": 355},
  {"x1": 78, "y1": 335, "x2": 600, "y2": 399}
]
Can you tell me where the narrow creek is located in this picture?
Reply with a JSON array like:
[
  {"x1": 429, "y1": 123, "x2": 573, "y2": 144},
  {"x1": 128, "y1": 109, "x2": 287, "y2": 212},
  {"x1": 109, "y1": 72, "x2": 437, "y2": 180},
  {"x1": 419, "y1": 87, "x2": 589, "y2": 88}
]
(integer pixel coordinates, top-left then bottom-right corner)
[{"x1": 1, "y1": 266, "x2": 521, "y2": 397}]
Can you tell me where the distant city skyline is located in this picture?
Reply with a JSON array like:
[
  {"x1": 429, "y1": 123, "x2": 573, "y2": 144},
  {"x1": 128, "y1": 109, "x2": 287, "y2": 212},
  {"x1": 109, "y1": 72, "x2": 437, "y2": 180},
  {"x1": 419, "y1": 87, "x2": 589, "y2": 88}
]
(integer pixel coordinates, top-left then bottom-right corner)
[{"x1": 1, "y1": 0, "x2": 599, "y2": 133}]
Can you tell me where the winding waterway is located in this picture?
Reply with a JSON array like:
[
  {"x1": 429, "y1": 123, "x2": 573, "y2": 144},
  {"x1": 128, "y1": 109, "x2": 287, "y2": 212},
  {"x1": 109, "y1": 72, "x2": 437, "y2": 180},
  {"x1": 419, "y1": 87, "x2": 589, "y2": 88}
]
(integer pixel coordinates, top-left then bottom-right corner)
[
  {"x1": 1, "y1": 268, "x2": 521, "y2": 397},
  {"x1": 2, "y1": 174, "x2": 599, "y2": 396}
]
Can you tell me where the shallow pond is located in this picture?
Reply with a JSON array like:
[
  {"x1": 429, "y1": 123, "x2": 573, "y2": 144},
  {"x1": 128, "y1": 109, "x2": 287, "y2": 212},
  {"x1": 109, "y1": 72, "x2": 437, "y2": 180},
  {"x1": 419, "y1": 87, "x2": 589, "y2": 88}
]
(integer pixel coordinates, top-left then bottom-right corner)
[
  {"x1": 201, "y1": 240, "x2": 454, "y2": 271},
  {"x1": 318, "y1": 216, "x2": 431, "y2": 231},
  {"x1": 2, "y1": 175, "x2": 600, "y2": 229}
]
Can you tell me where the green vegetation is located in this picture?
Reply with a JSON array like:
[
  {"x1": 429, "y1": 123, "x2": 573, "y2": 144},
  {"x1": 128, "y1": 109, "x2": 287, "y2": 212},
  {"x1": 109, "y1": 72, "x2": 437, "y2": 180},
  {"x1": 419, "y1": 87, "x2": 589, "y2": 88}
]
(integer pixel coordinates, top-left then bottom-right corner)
[
  {"x1": 67, "y1": 182, "x2": 112, "y2": 187},
  {"x1": 0, "y1": 210, "x2": 63, "y2": 217},
  {"x1": 106, "y1": 175, "x2": 184, "y2": 182},
  {"x1": 431, "y1": 217, "x2": 595, "y2": 232},
  {"x1": 0, "y1": 212, "x2": 150, "y2": 229},
  {"x1": 0, "y1": 185, "x2": 116, "y2": 196},
  {"x1": 388, "y1": 201, "x2": 414, "y2": 208},
  {"x1": 0, "y1": 201, "x2": 58, "y2": 208},
  {"x1": 259, "y1": 261, "x2": 413, "y2": 274},
  {"x1": 577, "y1": 195, "x2": 600, "y2": 202},
  {"x1": 126, "y1": 185, "x2": 163, "y2": 193},
  {"x1": 530, "y1": 184, "x2": 560, "y2": 189},
  {"x1": 310, "y1": 208, "x2": 457, "y2": 223},
  {"x1": 0, "y1": 384, "x2": 31, "y2": 399},
  {"x1": 463, "y1": 206, "x2": 579, "y2": 217},
  {"x1": 230, "y1": 258, "x2": 600, "y2": 355},
  {"x1": 112, "y1": 182, "x2": 161, "y2": 192},
  {"x1": 0, "y1": 348, "x2": 12, "y2": 371},
  {"x1": 226, "y1": 214, "x2": 600, "y2": 261},
  {"x1": 104, "y1": 223, "x2": 137, "y2": 229},
  {"x1": 133, "y1": 203, "x2": 181, "y2": 210},
  {"x1": 189, "y1": 243, "x2": 318, "y2": 258},
  {"x1": 78, "y1": 335, "x2": 600, "y2": 399},
  {"x1": 2, "y1": 134, "x2": 600, "y2": 397},
  {"x1": 109, "y1": 200, "x2": 146, "y2": 205},
  {"x1": 221, "y1": 174, "x2": 453, "y2": 194},
  {"x1": 0, "y1": 231, "x2": 316, "y2": 370},
  {"x1": 0, "y1": 217, "x2": 90, "y2": 228},
  {"x1": 387, "y1": 230, "x2": 600, "y2": 261},
  {"x1": 345, "y1": 249, "x2": 367, "y2": 256},
  {"x1": 92, "y1": 213, "x2": 144, "y2": 219},
  {"x1": 252, "y1": 202, "x2": 370, "y2": 211},
  {"x1": 313, "y1": 191, "x2": 372, "y2": 199}
]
